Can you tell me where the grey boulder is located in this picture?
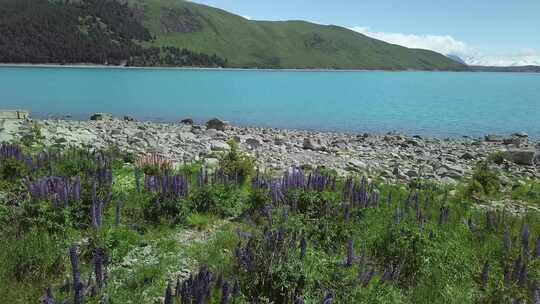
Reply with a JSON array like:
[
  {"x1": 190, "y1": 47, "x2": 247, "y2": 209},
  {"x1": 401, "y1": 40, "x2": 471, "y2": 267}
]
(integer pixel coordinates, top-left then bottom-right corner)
[
  {"x1": 504, "y1": 149, "x2": 537, "y2": 165},
  {"x1": 90, "y1": 113, "x2": 113, "y2": 121},
  {"x1": 206, "y1": 118, "x2": 229, "y2": 131}
]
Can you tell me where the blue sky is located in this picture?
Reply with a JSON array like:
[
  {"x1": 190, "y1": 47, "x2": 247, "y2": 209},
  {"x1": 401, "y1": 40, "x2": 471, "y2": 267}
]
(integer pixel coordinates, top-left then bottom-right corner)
[{"x1": 192, "y1": 0, "x2": 540, "y2": 66}]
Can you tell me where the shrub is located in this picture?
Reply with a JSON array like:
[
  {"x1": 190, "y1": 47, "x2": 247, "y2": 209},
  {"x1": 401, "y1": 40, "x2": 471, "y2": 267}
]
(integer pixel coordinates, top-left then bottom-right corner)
[
  {"x1": 466, "y1": 162, "x2": 500, "y2": 196},
  {"x1": 143, "y1": 196, "x2": 189, "y2": 225},
  {"x1": 54, "y1": 154, "x2": 98, "y2": 177},
  {"x1": 0, "y1": 158, "x2": 28, "y2": 181},
  {"x1": 374, "y1": 224, "x2": 430, "y2": 287},
  {"x1": 185, "y1": 213, "x2": 216, "y2": 231},
  {"x1": 3, "y1": 229, "x2": 65, "y2": 282},
  {"x1": 20, "y1": 122, "x2": 44, "y2": 147},
  {"x1": 218, "y1": 140, "x2": 255, "y2": 185},
  {"x1": 233, "y1": 226, "x2": 307, "y2": 302},
  {"x1": 487, "y1": 151, "x2": 505, "y2": 165},
  {"x1": 188, "y1": 185, "x2": 247, "y2": 217}
]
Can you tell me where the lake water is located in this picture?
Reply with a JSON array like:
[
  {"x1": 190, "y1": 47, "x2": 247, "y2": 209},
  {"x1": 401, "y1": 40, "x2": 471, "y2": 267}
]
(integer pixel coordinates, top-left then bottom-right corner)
[{"x1": 1, "y1": 66, "x2": 539, "y2": 138}]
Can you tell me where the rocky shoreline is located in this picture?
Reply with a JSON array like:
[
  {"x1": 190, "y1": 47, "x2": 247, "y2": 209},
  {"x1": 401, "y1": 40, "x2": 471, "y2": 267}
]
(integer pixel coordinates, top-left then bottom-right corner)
[{"x1": 1, "y1": 112, "x2": 539, "y2": 183}]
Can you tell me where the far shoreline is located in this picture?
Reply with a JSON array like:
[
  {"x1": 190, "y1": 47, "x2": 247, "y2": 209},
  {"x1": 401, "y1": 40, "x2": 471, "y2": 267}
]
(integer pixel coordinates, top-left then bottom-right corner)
[{"x1": 1, "y1": 63, "x2": 539, "y2": 74}]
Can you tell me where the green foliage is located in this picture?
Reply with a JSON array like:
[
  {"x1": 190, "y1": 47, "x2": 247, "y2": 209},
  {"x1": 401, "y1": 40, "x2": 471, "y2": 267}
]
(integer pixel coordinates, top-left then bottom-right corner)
[
  {"x1": 1, "y1": 229, "x2": 65, "y2": 282},
  {"x1": 17, "y1": 201, "x2": 76, "y2": 234},
  {"x1": 0, "y1": 158, "x2": 28, "y2": 181},
  {"x1": 20, "y1": 122, "x2": 45, "y2": 147},
  {"x1": 185, "y1": 213, "x2": 216, "y2": 231},
  {"x1": 2, "y1": 143, "x2": 540, "y2": 303},
  {"x1": 466, "y1": 162, "x2": 501, "y2": 196},
  {"x1": 143, "y1": 196, "x2": 189, "y2": 225},
  {"x1": 105, "y1": 227, "x2": 143, "y2": 264},
  {"x1": 54, "y1": 155, "x2": 97, "y2": 177},
  {"x1": 188, "y1": 185, "x2": 248, "y2": 217},
  {"x1": 186, "y1": 225, "x2": 240, "y2": 276},
  {"x1": 218, "y1": 139, "x2": 255, "y2": 185},
  {"x1": 375, "y1": 224, "x2": 430, "y2": 286},
  {"x1": 487, "y1": 151, "x2": 505, "y2": 165}
]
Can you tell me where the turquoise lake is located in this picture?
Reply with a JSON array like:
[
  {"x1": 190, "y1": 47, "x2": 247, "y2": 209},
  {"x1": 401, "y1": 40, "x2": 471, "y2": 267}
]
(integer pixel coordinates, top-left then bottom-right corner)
[{"x1": 1, "y1": 67, "x2": 539, "y2": 138}]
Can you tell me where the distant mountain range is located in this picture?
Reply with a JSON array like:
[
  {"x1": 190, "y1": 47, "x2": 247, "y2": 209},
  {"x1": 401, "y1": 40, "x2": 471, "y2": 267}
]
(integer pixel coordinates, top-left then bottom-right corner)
[{"x1": 0, "y1": 0, "x2": 537, "y2": 72}]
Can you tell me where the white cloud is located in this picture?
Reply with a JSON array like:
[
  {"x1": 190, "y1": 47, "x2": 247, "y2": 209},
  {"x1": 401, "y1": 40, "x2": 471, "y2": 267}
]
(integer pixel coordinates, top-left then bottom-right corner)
[
  {"x1": 242, "y1": 15, "x2": 252, "y2": 20},
  {"x1": 350, "y1": 26, "x2": 540, "y2": 66},
  {"x1": 350, "y1": 26, "x2": 469, "y2": 55}
]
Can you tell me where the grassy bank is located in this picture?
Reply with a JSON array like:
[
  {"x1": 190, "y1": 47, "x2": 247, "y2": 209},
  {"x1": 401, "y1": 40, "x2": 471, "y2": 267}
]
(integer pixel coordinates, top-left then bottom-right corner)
[{"x1": 0, "y1": 140, "x2": 539, "y2": 303}]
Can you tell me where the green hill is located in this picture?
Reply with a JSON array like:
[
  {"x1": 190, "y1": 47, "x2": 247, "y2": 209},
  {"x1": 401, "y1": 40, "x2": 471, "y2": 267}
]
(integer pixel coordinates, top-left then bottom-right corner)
[
  {"x1": 0, "y1": 0, "x2": 465, "y2": 70},
  {"x1": 131, "y1": 0, "x2": 464, "y2": 70}
]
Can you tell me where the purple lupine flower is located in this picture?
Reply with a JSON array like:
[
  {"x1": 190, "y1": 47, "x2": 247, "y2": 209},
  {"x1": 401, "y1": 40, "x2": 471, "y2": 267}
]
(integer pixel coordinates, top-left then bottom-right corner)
[
  {"x1": 343, "y1": 204, "x2": 351, "y2": 221},
  {"x1": 342, "y1": 177, "x2": 354, "y2": 202},
  {"x1": 281, "y1": 167, "x2": 305, "y2": 192},
  {"x1": 270, "y1": 180, "x2": 283, "y2": 204},
  {"x1": 197, "y1": 167, "x2": 208, "y2": 187},
  {"x1": 467, "y1": 219, "x2": 478, "y2": 234},
  {"x1": 518, "y1": 263, "x2": 527, "y2": 288},
  {"x1": 345, "y1": 239, "x2": 355, "y2": 267},
  {"x1": 69, "y1": 245, "x2": 83, "y2": 304},
  {"x1": 41, "y1": 286, "x2": 55, "y2": 304},
  {"x1": 26, "y1": 176, "x2": 81, "y2": 206},
  {"x1": 93, "y1": 247, "x2": 105, "y2": 289},
  {"x1": 232, "y1": 280, "x2": 240, "y2": 298},
  {"x1": 503, "y1": 263, "x2": 511, "y2": 285},
  {"x1": 220, "y1": 281, "x2": 230, "y2": 304},
  {"x1": 262, "y1": 204, "x2": 273, "y2": 224},
  {"x1": 144, "y1": 172, "x2": 189, "y2": 199},
  {"x1": 486, "y1": 211, "x2": 497, "y2": 231},
  {"x1": 394, "y1": 205, "x2": 402, "y2": 224},
  {"x1": 294, "y1": 297, "x2": 305, "y2": 304},
  {"x1": 503, "y1": 229, "x2": 512, "y2": 253},
  {"x1": 282, "y1": 205, "x2": 290, "y2": 221},
  {"x1": 438, "y1": 206, "x2": 450, "y2": 225},
  {"x1": 361, "y1": 268, "x2": 375, "y2": 287},
  {"x1": 379, "y1": 266, "x2": 394, "y2": 285},
  {"x1": 533, "y1": 286, "x2": 540, "y2": 304},
  {"x1": 512, "y1": 255, "x2": 522, "y2": 282},
  {"x1": 359, "y1": 177, "x2": 369, "y2": 207},
  {"x1": 480, "y1": 260, "x2": 490, "y2": 288},
  {"x1": 521, "y1": 224, "x2": 529, "y2": 253},
  {"x1": 0, "y1": 143, "x2": 24, "y2": 161},
  {"x1": 91, "y1": 195, "x2": 103, "y2": 229},
  {"x1": 404, "y1": 193, "x2": 412, "y2": 210},
  {"x1": 177, "y1": 266, "x2": 215, "y2": 304},
  {"x1": 321, "y1": 292, "x2": 333, "y2": 304},
  {"x1": 300, "y1": 236, "x2": 307, "y2": 259},
  {"x1": 386, "y1": 191, "x2": 393, "y2": 205},
  {"x1": 164, "y1": 282, "x2": 174, "y2": 304},
  {"x1": 251, "y1": 168, "x2": 269, "y2": 191}
]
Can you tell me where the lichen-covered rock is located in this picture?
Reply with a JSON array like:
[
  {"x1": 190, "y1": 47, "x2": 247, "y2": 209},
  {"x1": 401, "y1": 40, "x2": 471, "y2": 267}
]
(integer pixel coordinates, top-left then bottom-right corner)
[
  {"x1": 504, "y1": 149, "x2": 537, "y2": 165},
  {"x1": 90, "y1": 113, "x2": 113, "y2": 121},
  {"x1": 205, "y1": 118, "x2": 229, "y2": 131}
]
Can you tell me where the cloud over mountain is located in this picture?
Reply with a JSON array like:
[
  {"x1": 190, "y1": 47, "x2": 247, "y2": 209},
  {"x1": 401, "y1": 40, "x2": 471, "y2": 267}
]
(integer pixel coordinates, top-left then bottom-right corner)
[{"x1": 351, "y1": 26, "x2": 540, "y2": 66}]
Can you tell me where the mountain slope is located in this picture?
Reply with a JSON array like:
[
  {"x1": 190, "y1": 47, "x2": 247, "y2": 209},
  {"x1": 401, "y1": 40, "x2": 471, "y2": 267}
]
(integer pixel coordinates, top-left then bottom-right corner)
[
  {"x1": 0, "y1": 0, "x2": 465, "y2": 70},
  {"x1": 131, "y1": 0, "x2": 465, "y2": 70}
]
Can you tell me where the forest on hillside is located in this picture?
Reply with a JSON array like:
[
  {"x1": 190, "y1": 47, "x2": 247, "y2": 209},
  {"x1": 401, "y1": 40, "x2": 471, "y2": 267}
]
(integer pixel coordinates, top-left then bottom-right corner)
[{"x1": 0, "y1": 0, "x2": 227, "y2": 67}]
